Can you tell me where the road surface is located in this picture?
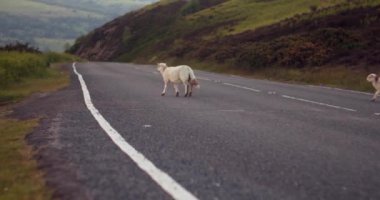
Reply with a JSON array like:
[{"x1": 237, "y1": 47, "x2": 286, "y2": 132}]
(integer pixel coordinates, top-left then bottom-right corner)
[{"x1": 18, "y1": 62, "x2": 380, "y2": 200}]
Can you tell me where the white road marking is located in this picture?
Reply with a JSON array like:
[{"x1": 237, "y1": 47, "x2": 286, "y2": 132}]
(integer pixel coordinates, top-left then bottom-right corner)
[
  {"x1": 223, "y1": 83, "x2": 261, "y2": 93},
  {"x1": 281, "y1": 95, "x2": 357, "y2": 112},
  {"x1": 197, "y1": 77, "x2": 212, "y2": 81},
  {"x1": 143, "y1": 125, "x2": 152, "y2": 128},
  {"x1": 374, "y1": 113, "x2": 380, "y2": 116},
  {"x1": 218, "y1": 109, "x2": 245, "y2": 112},
  {"x1": 307, "y1": 85, "x2": 372, "y2": 96},
  {"x1": 72, "y1": 63, "x2": 198, "y2": 200}
]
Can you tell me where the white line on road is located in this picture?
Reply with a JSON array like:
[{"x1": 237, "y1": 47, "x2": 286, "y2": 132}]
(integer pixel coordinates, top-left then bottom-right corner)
[
  {"x1": 374, "y1": 113, "x2": 380, "y2": 116},
  {"x1": 197, "y1": 77, "x2": 212, "y2": 81},
  {"x1": 218, "y1": 109, "x2": 245, "y2": 112},
  {"x1": 72, "y1": 63, "x2": 198, "y2": 200},
  {"x1": 223, "y1": 83, "x2": 261, "y2": 93},
  {"x1": 307, "y1": 85, "x2": 372, "y2": 96},
  {"x1": 281, "y1": 95, "x2": 357, "y2": 112}
]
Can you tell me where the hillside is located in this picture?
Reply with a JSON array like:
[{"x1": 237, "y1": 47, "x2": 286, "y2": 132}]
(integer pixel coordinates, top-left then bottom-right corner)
[
  {"x1": 0, "y1": 0, "x2": 157, "y2": 52},
  {"x1": 70, "y1": 0, "x2": 380, "y2": 89}
]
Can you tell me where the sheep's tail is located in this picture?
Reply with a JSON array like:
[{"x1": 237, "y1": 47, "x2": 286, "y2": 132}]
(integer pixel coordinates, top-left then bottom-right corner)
[{"x1": 188, "y1": 67, "x2": 200, "y2": 89}]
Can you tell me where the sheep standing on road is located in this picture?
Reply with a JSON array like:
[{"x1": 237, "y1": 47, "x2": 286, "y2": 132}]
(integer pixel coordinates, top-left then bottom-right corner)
[
  {"x1": 157, "y1": 63, "x2": 200, "y2": 97},
  {"x1": 367, "y1": 73, "x2": 380, "y2": 101}
]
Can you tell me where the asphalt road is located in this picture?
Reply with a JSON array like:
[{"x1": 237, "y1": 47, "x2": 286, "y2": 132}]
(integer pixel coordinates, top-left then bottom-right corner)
[{"x1": 22, "y1": 62, "x2": 380, "y2": 200}]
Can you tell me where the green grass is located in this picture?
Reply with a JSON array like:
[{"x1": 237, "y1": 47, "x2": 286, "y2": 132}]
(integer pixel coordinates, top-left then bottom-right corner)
[
  {"x1": 0, "y1": 65, "x2": 70, "y2": 104},
  {"x1": 96, "y1": 0, "x2": 150, "y2": 6},
  {"x1": 117, "y1": 0, "x2": 380, "y2": 61},
  {"x1": 0, "y1": 50, "x2": 74, "y2": 199},
  {"x1": 295, "y1": 0, "x2": 380, "y2": 22},
  {"x1": 186, "y1": 0, "x2": 347, "y2": 36},
  {"x1": 166, "y1": 57, "x2": 374, "y2": 92},
  {"x1": 141, "y1": 0, "x2": 178, "y2": 11},
  {"x1": 0, "y1": 51, "x2": 77, "y2": 103},
  {"x1": 0, "y1": 52, "x2": 50, "y2": 89},
  {"x1": 0, "y1": 118, "x2": 51, "y2": 200},
  {"x1": 252, "y1": 66, "x2": 374, "y2": 92}
]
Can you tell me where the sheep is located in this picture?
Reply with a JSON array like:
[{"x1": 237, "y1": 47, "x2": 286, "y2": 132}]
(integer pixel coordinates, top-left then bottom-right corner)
[
  {"x1": 366, "y1": 73, "x2": 380, "y2": 101},
  {"x1": 157, "y1": 63, "x2": 200, "y2": 97}
]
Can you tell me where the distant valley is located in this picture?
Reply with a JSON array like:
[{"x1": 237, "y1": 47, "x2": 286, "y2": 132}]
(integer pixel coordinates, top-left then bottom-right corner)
[{"x1": 0, "y1": 0, "x2": 157, "y2": 51}]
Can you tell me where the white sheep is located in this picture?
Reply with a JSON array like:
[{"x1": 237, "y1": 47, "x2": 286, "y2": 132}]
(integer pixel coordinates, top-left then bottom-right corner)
[
  {"x1": 367, "y1": 73, "x2": 380, "y2": 101},
  {"x1": 157, "y1": 63, "x2": 200, "y2": 97}
]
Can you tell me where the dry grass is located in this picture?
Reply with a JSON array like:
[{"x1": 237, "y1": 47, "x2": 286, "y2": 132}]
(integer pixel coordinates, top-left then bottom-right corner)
[
  {"x1": 166, "y1": 57, "x2": 374, "y2": 92},
  {"x1": 0, "y1": 64, "x2": 70, "y2": 104},
  {"x1": 252, "y1": 66, "x2": 373, "y2": 92},
  {"x1": 0, "y1": 118, "x2": 51, "y2": 200},
  {"x1": 0, "y1": 61, "x2": 70, "y2": 200}
]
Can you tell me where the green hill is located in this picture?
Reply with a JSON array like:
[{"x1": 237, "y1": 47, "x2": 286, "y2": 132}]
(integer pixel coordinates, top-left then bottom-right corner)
[
  {"x1": 69, "y1": 0, "x2": 380, "y2": 90},
  {"x1": 0, "y1": 0, "x2": 157, "y2": 52}
]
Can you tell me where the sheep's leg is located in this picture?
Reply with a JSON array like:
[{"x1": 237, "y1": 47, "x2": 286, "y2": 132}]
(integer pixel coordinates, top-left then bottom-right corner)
[
  {"x1": 371, "y1": 90, "x2": 379, "y2": 101},
  {"x1": 189, "y1": 84, "x2": 193, "y2": 97},
  {"x1": 173, "y1": 84, "x2": 179, "y2": 97},
  {"x1": 161, "y1": 82, "x2": 167, "y2": 96},
  {"x1": 183, "y1": 83, "x2": 188, "y2": 97}
]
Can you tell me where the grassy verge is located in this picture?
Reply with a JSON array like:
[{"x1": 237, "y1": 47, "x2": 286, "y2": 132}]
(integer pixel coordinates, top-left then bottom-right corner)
[
  {"x1": 0, "y1": 51, "x2": 75, "y2": 104},
  {"x1": 0, "y1": 118, "x2": 50, "y2": 200},
  {"x1": 251, "y1": 66, "x2": 374, "y2": 92},
  {"x1": 0, "y1": 65, "x2": 69, "y2": 104},
  {"x1": 0, "y1": 51, "x2": 75, "y2": 199},
  {"x1": 166, "y1": 58, "x2": 375, "y2": 92}
]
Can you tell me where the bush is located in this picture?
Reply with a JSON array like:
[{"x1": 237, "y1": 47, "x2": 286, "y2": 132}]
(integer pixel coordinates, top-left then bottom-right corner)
[
  {"x1": 232, "y1": 35, "x2": 331, "y2": 69},
  {"x1": 181, "y1": 0, "x2": 201, "y2": 15},
  {"x1": 235, "y1": 42, "x2": 273, "y2": 70},
  {"x1": 309, "y1": 5, "x2": 318, "y2": 12},
  {"x1": 0, "y1": 52, "x2": 46, "y2": 88},
  {"x1": 0, "y1": 52, "x2": 76, "y2": 89},
  {"x1": 278, "y1": 38, "x2": 330, "y2": 67},
  {"x1": 312, "y1": 28, "x2": 360, "y2": 50},
  {"x1": 44, "y1": 52, "x2": 77, "y2": 64},
  {"x1": 0, "y1": 42, "x2": 40, "y2": 53}
]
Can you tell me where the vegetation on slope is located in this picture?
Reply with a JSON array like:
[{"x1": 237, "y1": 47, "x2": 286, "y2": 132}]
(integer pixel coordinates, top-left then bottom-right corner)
[
  {"x1": 71, "y1": 0, "x2": 380, "y2": 63},
  {"x1": 70, "y1": 0, "x2": 380, "y2": 91},
  {"x1": 172, "y1": 4, "x2": 380, "y2": 68}
]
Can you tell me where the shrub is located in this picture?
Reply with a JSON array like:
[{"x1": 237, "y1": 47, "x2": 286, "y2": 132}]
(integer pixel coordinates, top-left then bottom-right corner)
[
  {"x1": 181, "y1": 0, "x2": 201, "y2": 15},
  {"x1": 44, "y1": 52, "x2": 76, "y2": 64},
  {"x1": 122, "y1": 27, "x2": 133, "y2": 44},
  {"x1": 0, "y1": 52, "x2": 76, "y2": 89},
  {"x1": 312, "y1": 28, "x2": 360, "y2": 50},
  {"x1": 235, "y1": 42, "x2": 274, "y2": 70},
  {"x1": 212, "y1": 46, "x2": 238, "y2": 63},
  {"x1": 309, "y1": 5, "x2": 318, "y2": 12},
  {"x1": 280, "y1": 41, "x2": 329, "y2": 67},
  {"x1": 0, "y1": 42, "x2": 40, "y2": 53}
]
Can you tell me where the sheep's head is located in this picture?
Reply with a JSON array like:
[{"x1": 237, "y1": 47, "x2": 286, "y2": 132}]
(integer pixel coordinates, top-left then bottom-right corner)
[
  {"x1": 157, "y1": 63, "x2": 167, "y2": 72},
  {"x1": 367, "y1": 73, "x2": 378, "y2": 83}
]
